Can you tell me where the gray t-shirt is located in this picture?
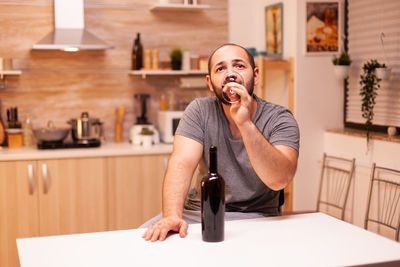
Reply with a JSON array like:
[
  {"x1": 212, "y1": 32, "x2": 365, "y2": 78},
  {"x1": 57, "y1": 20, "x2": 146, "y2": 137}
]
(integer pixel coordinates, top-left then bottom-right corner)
[{"x1": 175, "y1": 95, "x2": 300, "y2": 216}]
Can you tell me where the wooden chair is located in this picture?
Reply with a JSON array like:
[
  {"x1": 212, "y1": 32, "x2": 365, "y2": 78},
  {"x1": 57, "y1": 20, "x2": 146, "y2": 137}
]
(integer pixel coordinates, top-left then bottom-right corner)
[
  {"x1": 316, "y1": 153, "x2": 356, "y2": 220},
  {"x1": 364, "y1": 164, "x2": 400, "y2": 241}
]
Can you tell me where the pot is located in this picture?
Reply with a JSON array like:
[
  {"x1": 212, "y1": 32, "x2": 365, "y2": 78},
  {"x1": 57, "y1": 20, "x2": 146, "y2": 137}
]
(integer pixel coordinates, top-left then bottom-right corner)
[
  {"x1": 33, "y1": 121, "x2": 70, "y2": 143},
  {"x1": 68, "y1": 112, "x2": 103, "y2": 144}
]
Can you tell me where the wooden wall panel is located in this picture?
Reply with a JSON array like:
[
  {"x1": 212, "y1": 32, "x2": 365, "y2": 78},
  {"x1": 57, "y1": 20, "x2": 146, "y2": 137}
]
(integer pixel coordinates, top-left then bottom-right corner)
[{"x1": 0, "y1": 0, "x2": 227, "y2": 143}]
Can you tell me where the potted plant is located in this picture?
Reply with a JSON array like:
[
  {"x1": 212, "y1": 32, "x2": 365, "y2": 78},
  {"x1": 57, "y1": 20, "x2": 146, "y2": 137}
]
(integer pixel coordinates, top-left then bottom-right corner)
[
  {"x1": 170, "y1": 49, "x2": 182, "y2": 70},
  {"x1": 140, "y1": 127, "x2": 154, "y2": 147},
  {"x1": 375, "y1": 62, "x2": 391, "y2": 81},
  {"x1": 332, "y1": 52, "x2": 352, "y2": 79},
  {"x1": 359, "y1": 59, "x2": 382, "y2": 144}
]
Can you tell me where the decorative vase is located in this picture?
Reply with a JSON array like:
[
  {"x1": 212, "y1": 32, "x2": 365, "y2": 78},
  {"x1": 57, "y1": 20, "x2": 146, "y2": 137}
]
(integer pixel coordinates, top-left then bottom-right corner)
[
  {"x1": 375, "y1": 67, "x2": 391, "y2": 81},
  {"x1": 333, "y1": 65, "x2": 350, "y2": 79}
]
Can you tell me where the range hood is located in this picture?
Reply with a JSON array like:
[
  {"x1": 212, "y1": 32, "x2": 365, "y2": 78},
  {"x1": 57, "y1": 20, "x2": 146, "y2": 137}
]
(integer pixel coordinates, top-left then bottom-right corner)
[{"x1": 32, "y1": 0, "x2": 113, "y2": 51}]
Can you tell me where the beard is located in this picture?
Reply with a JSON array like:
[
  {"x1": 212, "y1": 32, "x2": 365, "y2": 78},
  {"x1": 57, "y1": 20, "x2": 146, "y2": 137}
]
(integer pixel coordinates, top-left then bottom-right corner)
[{"x1": 210, "y1": 76, "x2": 255, "y2": 105}]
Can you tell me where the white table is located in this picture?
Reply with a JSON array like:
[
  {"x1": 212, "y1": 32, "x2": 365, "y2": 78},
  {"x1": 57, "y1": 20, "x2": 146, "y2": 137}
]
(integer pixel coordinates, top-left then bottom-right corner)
[{"x1": 17, "y1": 213, "x2": 400, "y2": 267}]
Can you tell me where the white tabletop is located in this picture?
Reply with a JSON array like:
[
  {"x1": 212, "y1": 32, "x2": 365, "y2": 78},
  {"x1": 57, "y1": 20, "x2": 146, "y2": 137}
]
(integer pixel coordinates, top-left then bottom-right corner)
[{"x1": 17, "y1": 213, "x2": 400, "y2": 267}]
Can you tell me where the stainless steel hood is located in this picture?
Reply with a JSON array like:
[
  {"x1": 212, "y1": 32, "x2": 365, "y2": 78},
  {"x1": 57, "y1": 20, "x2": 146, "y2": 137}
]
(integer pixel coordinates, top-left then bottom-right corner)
[{"x1": 32, "y1": 0, "x2": 113, "y2": 51}]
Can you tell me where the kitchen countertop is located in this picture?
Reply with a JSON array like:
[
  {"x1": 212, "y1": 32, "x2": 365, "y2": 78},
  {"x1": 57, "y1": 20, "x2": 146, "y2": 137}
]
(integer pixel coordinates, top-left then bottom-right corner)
[
  {"x1": 0, "y1": 142, "x2": 173, "y2": 161},
  {"x1": 17, "y1": 213, "x2": 400, "y2": 267}
]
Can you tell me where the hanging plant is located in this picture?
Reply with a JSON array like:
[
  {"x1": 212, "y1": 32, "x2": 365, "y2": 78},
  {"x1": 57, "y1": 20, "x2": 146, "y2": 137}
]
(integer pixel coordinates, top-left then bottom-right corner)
[{"x1": 359, "y1": 59, "x2": 383, "y2": 144}]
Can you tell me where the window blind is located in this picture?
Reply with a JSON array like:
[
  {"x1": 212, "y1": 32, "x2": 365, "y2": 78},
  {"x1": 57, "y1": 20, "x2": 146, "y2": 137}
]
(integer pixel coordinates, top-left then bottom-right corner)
[{"x1": 346, "y1": 0, "x2": 400, "y2": 128}]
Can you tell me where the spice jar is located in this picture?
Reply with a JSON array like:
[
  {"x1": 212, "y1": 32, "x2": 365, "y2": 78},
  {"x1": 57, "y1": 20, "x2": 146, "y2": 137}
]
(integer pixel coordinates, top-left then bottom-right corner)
[{"x1": 199, "y1": 55, "x2": 209, "y2": 71}]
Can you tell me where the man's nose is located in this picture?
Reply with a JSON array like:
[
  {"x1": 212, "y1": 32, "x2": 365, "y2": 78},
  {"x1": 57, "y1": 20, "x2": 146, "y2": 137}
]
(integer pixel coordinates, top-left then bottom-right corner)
[{"x1": 225, "y1": 72, "x2": 237, "y2": 82}]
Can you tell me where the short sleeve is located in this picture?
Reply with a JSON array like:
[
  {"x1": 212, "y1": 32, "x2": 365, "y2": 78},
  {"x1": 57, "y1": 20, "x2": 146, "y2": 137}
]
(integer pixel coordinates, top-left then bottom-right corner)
[
  {"x1": 175, "y1": 99, "x2": 204, "y2": 145},
  {"x1": 267, "y1": 109, "x2": 300, "y2": 152}
]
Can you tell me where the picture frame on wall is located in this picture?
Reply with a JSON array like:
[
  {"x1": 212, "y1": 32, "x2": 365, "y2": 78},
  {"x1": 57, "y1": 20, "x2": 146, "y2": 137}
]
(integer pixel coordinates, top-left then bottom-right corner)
[
  {"x1": 265, "y1": 3, "x2": 283, "y2": 57},
  {"x1": 306, "y1": 1, "x2": 340, "y2": 55}
]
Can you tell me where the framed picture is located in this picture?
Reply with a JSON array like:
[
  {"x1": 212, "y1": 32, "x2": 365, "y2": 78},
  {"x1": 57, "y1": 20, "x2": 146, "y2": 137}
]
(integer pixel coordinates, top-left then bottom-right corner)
[
  {"x1": 265, "y1": 3, "x2": 283, "y2": 57},
  {"x1": 306, "y1": 1, "x2": 340, "y2": 55}
]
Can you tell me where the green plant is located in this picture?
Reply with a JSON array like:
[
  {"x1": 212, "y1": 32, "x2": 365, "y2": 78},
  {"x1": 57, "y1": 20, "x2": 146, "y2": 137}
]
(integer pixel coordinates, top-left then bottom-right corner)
[
  {"x1": 140, "y1": 127, "x2": 154, "y2": 135},
  {"x1": 332, "y1": 52, "x2": 352, "y2": 66},
  {"x1": 170, "y1": 49, "x2": 182, "y2": 62},
  {"x1": 359, "y1": 59, "x2": 382, "y2": 143}
]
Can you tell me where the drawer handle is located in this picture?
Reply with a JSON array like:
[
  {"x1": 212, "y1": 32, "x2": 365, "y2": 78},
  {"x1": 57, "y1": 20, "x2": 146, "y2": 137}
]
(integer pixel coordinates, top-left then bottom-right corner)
[
  {"x1": 27, "y1": 164, "x2": 35, "y2": 195},
  {"x1": 42, "y1": 163, "x2": 49, "y2": 194}
]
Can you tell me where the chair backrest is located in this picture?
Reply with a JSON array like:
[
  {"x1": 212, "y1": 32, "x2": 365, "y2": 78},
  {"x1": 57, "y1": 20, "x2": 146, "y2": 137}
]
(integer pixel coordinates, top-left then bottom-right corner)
[
  {"x1": 316, "y1": 153, "x2": 356, "y2": 220},
  {"x1": 364, "y1": 163, "x2": 400, "y2": 241}
]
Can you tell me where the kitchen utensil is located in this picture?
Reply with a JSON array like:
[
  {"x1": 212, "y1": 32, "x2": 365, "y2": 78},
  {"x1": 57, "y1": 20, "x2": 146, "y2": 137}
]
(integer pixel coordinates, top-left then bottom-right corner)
[
  {"x1": 68, "y1": 112, "x2": 103, "y2": 144},
  {"x1": 33, "y1": 120, "x2": 70, "y2": 143},
  {"x1": 115, "y1": 104, "x2": 126, "y2": 143},
  {"x1": 134, "y1": 94, "x2": 150, "y2": 124},
  {"x1": 6, "y1": 128, "x2": 23, "y2": 148},
  {"x1": 222, "y1": 71, "x2": 243, "y2": 104}
]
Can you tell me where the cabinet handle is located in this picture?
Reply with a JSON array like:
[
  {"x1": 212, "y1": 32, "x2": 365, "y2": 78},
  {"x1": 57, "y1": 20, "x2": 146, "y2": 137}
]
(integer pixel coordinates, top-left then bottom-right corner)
[
  {"x1": 27, "y1": 164, "x2": 35, "y2": 195},
  {"x1": 42, "y1": 163, "x2": 49, "y2": 194}
]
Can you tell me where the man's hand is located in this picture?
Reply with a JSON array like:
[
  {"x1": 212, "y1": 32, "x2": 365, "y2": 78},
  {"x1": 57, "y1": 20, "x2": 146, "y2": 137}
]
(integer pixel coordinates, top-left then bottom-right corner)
[
  {"x1": 223, "y1": 82, "x2": 253, "y2": 126},
  {"x1": 142, "y1": 216, "x2": 189, "y2": 242}
]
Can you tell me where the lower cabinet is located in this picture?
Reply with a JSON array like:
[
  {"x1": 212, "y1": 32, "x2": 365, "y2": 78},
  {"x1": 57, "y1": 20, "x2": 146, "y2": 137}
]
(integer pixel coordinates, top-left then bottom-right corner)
[
  {"x1": 0, "y1": 160, "x2": 40, "y2": 267},
  {"x1": 0, "y1": 153, "x2": 168, "y2": 267},
  {"x1": 107, "y1": 154, "x2": 169, "y2": 230}
]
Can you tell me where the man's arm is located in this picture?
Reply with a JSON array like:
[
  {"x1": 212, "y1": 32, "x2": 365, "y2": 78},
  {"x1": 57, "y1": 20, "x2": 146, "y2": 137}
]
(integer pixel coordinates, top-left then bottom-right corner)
[
  {"x1": 142, "y1": 134, "x2": 203, "y2": 241},
  {"x1": 239, "y1": 120, "x2": 298, "y2": 191}
]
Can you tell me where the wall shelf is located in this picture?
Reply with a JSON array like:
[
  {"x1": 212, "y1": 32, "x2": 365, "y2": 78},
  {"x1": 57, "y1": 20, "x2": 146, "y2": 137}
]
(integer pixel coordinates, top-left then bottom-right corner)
[
  {"x1": 0, "y1": 70, "x2": 22, "y2": 79},
  {"x1": 150, "y1": 3, "x2": 210, "y2": 11},
  {"x1": 129, "y1": 69, "x2": 207, "y2": 79}
]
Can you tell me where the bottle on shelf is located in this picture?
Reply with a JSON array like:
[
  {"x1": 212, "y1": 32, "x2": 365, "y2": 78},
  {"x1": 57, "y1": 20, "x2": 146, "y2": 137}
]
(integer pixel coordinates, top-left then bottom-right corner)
[
  {"x1": 201, "y1": 146, "x2": 225, "y2": 242},
  {"x1": 22, "y1": 113, "x2": 33, "y2": 147},
  {"x1": 131, "y1": 33, "x2": 143, "y2": 70}
]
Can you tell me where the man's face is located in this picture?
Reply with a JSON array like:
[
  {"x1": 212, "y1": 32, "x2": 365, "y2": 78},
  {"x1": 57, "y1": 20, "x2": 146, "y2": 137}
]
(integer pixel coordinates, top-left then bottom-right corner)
[{"x1": 207, "y1": 45, "x2": 256, "y2": 105}]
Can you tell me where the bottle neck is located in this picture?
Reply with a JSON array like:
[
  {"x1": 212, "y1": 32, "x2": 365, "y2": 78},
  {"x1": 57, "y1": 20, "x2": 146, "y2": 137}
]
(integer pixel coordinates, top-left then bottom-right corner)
[{"x1": 209, "y1": 147, "x2": 217, "y2": 174}]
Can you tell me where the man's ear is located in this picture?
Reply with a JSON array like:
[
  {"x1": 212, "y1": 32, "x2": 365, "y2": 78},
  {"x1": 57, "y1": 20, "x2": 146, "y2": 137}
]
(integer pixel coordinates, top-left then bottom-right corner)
[
  {"x1": 206, "y1": 75, "x2": 214, "y2": 92},
  {"x1": 253, "y1": 67, "x2": 260, "y2": 86}
]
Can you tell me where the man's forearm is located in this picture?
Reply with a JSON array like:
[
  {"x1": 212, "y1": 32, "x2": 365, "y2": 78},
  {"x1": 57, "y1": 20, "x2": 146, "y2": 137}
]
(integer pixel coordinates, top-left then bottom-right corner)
[
  {"x1": 162, "y1": 156, "x2": 195, "y2": 218},
  {"x1": 238, "y1": 120, "x2": 298, "y2": 191}
]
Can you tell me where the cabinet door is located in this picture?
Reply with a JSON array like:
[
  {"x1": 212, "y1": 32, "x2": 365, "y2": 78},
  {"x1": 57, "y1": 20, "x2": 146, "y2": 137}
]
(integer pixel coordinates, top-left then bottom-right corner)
[
  {"x1": 0, "y1": 161, "x2": 39, "y2": 267},
  {"x1": 108, "y1": 154, "x2": 169, "y2": 230},
  {"x1": 37, "y1": 157, "x2": 108, "y2": 236}
]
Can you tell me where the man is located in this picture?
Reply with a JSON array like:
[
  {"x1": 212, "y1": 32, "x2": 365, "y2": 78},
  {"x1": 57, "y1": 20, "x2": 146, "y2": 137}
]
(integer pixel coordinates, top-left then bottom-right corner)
[{"x1": 142, "y1": 43, "x2": 299, "y2": 242}]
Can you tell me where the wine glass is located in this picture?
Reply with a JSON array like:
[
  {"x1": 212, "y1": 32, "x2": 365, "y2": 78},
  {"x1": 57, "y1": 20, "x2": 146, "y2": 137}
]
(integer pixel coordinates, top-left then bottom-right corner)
[{"x1": 222, "y1": 71, "x2": 243, "y2": 104}]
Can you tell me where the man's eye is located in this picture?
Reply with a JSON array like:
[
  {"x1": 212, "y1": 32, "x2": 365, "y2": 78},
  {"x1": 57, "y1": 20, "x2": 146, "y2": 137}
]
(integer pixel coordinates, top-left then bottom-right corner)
[
  {"x1": 216, "y1": 67, "x2": 224, "y2": 72},
  {"x1": 236, "y1": 64, "x2": 245, "y2": 69}
]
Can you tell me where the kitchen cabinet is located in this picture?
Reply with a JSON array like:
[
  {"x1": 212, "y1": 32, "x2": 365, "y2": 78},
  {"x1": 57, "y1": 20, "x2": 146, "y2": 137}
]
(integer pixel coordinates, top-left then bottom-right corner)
[
  {"x1": 107, "y1": 154, "x2": 169, "y2": 230},
  {"x1": 37, "y1": 158, "x2": 108, "y2": 236},
  {"x1": 0, "y1": 157, "x2": 107, "y2": 267},
  {"x1": 0, "y1": 161, "x2": 39, "y2": 267}
]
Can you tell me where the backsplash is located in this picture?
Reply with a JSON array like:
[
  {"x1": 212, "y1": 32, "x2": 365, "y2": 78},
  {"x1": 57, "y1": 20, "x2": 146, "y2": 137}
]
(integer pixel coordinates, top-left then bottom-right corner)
[{"x1": 0, "y1": 0, "x2": 227, "y2": 142}]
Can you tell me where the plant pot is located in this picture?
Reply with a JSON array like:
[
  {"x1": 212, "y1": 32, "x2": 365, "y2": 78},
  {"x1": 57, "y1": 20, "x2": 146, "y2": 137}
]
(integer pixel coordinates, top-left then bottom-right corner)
[
  {"x1": 333, "y1": 65, "x2": 350, "y2": 79},
  {"x1": 141, "y1": 135, "x2": 153, "y2": 147},
  {"x1": 171, "y1": 60, "x2": 182, "y2": 70},
  {"x1": 375, "y1": 67, "x2": 391, "y2": 81}
]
